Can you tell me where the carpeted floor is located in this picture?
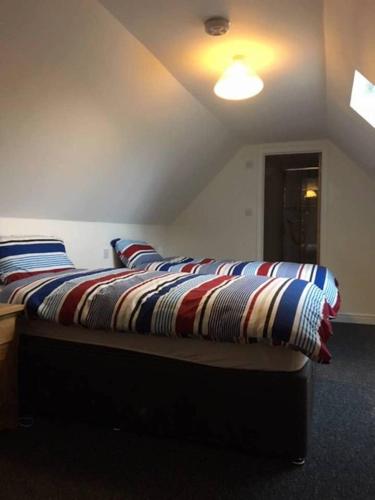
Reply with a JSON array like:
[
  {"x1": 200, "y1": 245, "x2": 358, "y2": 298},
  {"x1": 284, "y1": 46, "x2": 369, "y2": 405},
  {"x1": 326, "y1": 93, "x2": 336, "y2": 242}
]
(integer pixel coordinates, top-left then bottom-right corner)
[{"x1": 1, "y1": 322, "x2": 375, "y2": 500}]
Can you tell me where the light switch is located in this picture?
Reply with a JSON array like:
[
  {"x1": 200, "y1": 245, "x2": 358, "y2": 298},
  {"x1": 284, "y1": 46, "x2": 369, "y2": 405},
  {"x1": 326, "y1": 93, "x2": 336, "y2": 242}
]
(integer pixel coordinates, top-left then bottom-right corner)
[
  {"x1": 103, "y1": 248, "x2": 110, "y2": 259},
  {"x1": 245, "y1": 208, "x2": 253, "y2": 216}
]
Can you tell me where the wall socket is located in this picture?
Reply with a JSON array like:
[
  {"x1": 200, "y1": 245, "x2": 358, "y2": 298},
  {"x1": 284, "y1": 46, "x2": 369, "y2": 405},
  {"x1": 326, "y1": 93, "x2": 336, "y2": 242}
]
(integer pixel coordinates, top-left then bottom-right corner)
[{"x1": 103, "y1": 248, "x2": 110, "y2": 259}]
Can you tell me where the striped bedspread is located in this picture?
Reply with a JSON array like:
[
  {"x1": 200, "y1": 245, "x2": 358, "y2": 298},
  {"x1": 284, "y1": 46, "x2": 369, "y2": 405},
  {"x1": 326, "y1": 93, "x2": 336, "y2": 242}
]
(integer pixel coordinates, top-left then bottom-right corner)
[
  {"x1": 0, "y1": 268, "x2": 332, "y2": 363},
  {"x1": 139, "y1": 258, "x2": 340, "y2": 317}
]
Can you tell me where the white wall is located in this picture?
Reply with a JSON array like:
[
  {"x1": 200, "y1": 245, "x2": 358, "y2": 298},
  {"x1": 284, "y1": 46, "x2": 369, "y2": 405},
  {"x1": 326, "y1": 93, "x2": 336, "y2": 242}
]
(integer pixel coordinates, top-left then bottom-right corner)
[
  {"x1": 167, "y1": 140, "x2": 375, "y2": 321},
  {"x1": 167, "y1": 146, "x2": 260, "y2": 260},
  {"x1": 0, "y1": 0, "x2": 237, "y2": 225},
  {"x1": 0, "y1": 217, "x2": 167, "y2": 269},
  {"x1": 322, "y1": 142, "x2": 375, "y2": 320}
]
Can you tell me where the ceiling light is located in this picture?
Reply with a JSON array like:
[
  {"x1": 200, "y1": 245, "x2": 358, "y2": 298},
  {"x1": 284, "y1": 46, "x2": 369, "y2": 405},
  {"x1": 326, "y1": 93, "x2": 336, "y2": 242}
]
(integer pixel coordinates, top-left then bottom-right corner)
[
  {"x1": 214, "y1": 56, "x2": 264, "y2": 101},
  {"x1": 305, "y1": 189, "x2": 317, "y2": 199}
]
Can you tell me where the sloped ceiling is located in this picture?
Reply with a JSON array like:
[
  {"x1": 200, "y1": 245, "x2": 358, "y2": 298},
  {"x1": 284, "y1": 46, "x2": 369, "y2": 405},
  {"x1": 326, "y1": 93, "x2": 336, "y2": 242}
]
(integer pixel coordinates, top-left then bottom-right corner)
[
  {"x1": 324, "y1": 0, "x2": 375, "y2": 172},
  {"x1": 0, "y1": 0, "x2": 239, "y2": 224},
  {"x1": 1, "y1": 1, "x2": 374, "y2": 227},
  {"x1": 100, "y1": 0, "x2": 327, "y2": 143},
  {"x1": 101, "y1": 0, "x2": 374, "y2": 172}
]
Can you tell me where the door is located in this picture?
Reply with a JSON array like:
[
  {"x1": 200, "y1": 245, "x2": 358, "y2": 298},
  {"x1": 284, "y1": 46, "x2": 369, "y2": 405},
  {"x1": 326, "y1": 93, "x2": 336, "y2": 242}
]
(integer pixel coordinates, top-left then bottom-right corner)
[{"x1": 263, "y1": 153, "x2": 321, "y2": 264}]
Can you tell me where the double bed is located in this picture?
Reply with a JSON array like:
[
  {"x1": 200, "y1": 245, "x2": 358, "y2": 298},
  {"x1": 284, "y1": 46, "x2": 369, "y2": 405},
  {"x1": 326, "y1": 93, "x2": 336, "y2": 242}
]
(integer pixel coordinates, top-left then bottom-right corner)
[{"x1": 0, "y1": 236, "x2": 338, "y2": 463}]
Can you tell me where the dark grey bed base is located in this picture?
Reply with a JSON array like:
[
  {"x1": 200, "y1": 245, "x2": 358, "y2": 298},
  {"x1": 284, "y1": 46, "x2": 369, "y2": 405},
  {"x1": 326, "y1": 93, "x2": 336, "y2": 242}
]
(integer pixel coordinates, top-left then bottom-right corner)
[{"x1": 19, "y1": 334, "x2": 314, "y2": 461}]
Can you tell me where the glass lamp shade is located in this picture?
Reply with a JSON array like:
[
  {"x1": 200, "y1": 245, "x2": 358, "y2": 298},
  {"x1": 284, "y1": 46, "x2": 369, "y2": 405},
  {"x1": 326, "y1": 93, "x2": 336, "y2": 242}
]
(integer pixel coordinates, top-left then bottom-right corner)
[{"x1": 214, "y1": 57, "x2": 264, "y2": 100}]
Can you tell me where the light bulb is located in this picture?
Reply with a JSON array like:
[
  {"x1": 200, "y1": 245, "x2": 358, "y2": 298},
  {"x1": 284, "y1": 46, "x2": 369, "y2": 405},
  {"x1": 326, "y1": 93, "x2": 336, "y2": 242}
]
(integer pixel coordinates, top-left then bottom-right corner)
[
  {"x1": 305, "y1": 189, "x2": 317, "y2": 199},
  {"x1": 214, "y1": 56, "x2": 264, "y2": 100}
]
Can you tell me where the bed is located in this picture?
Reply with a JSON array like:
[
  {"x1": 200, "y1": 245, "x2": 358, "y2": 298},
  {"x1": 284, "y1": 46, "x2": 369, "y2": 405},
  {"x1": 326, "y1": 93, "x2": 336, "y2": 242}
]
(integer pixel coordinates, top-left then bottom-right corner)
[
  {"x1": 0, "y1": 264, "x2": 332, "y2": 463},
  {"x1": 0, "y1": 236, "x2": 335, "y2": 462}
]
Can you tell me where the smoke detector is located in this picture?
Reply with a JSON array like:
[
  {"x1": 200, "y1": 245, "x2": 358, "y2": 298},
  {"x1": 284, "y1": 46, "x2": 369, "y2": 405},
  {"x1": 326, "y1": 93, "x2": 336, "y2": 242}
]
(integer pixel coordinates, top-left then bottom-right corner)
[{"x1": 204, "y1": 17, "x2": 230, "y2": 36}]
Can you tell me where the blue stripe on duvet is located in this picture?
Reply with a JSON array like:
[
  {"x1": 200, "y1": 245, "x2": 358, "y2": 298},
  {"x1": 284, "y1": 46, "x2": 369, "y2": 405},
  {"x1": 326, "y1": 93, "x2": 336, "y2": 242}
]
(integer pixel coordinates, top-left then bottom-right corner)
[
  {"x1": 271, "y1": 279, "x2": 307, "y2": 342},
  {"x1": 25, "y1": 269, "x2": 113, "y2": 311}
]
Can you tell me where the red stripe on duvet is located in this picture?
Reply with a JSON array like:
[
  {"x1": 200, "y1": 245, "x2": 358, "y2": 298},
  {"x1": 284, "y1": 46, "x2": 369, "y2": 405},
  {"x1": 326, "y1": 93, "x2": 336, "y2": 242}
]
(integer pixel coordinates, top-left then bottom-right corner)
[
  {"x1": 330, "y1": 293, "x2": 341, "y2": 318},
  {"x1": 181, "y1": 259, "x2": 215, "y2": 273},
  {"x1": 256, "y1": 262, "x2": 273, "y2": 276},
  {"x1": 200, "y1": 258, "x2": 215, "y2": 264},
  {"x1": 6, "y1": 268, "x2": 73, "y2": 284},
  {"x1": 181, "y1": 263, "x2": 197, "y2": 273},
  {"x1": 318, "y1": 302, "x2": 333, "y2": 363},
  {"x1": 175, "y1": 276, "x2": 232, "y2": 336},
  {"x1": 58, "y1": 270, "x2": 138, "y2": 324}
]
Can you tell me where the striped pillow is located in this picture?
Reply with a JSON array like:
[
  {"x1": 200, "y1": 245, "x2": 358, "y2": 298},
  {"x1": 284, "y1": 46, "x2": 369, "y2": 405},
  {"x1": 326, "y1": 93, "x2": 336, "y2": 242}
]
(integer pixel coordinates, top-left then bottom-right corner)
[
  {"x1": 111, "y1": 238, "x2": 163, "y2": 269},
  {"x1": 0, "y1": 236, "x2": 75, "y2": 284}
]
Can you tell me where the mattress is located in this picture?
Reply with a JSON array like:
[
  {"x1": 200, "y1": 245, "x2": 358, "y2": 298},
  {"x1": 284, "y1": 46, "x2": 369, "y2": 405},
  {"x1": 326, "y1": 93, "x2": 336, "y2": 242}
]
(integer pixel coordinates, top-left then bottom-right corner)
[{"x1": 18, "y1": 318, "x2": 308, "y2": 373}]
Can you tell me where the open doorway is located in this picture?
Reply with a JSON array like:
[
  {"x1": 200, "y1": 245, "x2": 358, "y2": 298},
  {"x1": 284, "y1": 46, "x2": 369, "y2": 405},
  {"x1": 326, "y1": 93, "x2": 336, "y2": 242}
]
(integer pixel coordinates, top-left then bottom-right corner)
[{"x1": 263, "y1": 153, "x2": 321, "y2": 264}]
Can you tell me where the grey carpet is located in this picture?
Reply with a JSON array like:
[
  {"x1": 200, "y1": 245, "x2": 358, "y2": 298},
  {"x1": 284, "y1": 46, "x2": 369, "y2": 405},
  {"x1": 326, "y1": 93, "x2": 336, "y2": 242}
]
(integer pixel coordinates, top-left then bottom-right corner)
[{"x1": 1, "y1": 322, "x2": 375, "y2": 500}]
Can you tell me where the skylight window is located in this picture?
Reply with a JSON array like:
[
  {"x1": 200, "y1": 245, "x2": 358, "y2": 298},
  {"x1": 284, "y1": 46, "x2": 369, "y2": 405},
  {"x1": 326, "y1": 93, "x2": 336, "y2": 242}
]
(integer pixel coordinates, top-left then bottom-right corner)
[{"x1": 350, "y1": 70, "x2": 375, "y2": 128}]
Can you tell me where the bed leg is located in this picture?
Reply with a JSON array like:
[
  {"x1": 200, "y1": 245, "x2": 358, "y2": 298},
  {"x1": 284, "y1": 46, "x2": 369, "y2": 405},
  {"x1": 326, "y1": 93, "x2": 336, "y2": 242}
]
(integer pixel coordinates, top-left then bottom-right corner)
[{"x1": 291, "y1": 457, "x2": 305, "y2": 466}]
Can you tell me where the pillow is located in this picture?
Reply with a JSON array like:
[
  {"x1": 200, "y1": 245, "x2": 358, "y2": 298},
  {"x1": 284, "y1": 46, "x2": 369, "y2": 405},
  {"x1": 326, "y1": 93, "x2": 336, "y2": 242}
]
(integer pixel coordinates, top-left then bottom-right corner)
[
  {"x1": 111, "y1": 238, "x2": 163, "y2": 269},
  {"x1": 0, "y1": 235, "x2": 75, "y2": 284}
]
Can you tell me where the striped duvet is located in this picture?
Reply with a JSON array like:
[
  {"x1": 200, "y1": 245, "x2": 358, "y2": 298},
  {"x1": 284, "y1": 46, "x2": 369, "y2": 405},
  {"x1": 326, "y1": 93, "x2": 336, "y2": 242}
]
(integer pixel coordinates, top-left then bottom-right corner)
[
  {"x1": 0, "y1": 268, "x2": 332, "y2": 363},
  {"x1": 138, "y1": 258, "x2": 340, "y2": 317}
]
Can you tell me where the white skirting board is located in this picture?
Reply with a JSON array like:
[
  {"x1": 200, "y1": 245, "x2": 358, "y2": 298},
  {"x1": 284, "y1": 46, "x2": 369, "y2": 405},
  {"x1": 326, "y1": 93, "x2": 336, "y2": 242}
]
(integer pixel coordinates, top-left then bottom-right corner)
[{"x1": 334, "y1": 313, "x2": 375, "y2": 325}]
